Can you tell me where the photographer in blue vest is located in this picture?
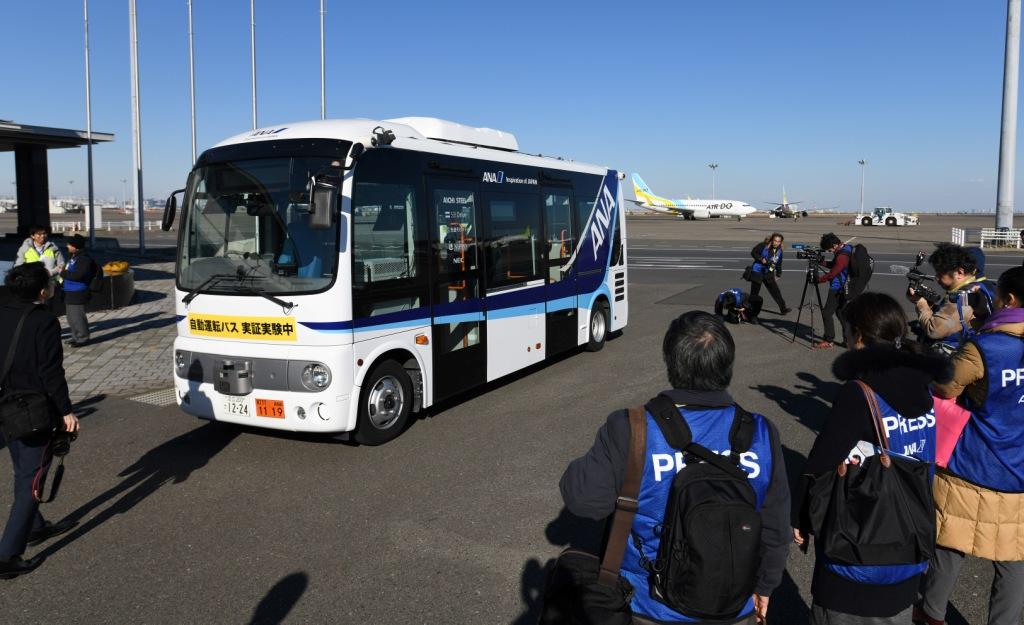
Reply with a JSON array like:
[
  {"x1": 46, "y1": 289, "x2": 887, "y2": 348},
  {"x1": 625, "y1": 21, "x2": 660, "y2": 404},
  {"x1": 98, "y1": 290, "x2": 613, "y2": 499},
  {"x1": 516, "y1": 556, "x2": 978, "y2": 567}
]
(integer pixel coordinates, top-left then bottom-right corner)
[
  {"x1": 748, "y1": 233, "x2": 790, "y2": 315},
  {"x1": 908, "y1": 243, "x2": 992, "y2": 351},
  {"x1": 917, "y1": 266, "x2": 1024, "y2": 625},
  {"x1": 560, "y1": 311, "x2": 791, "y2": 624},
  {"x1": 792, "y1": 292, "x2": 952, "y2": 624},
  {"x1": 813, "y1": 233, "x2": 853, "y2": 349}
]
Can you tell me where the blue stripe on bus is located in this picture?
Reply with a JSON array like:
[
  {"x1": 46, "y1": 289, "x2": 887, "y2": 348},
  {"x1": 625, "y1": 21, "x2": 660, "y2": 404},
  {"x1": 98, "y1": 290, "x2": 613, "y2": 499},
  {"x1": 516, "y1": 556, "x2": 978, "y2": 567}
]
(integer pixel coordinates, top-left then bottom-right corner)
[
  {"x1": 435, "y1": 312, "x2": 485, "y2": 325},
  {"x1": 546, "y1": 296, "x2": 576, "y2": 312},
  {"x1": 487, "y1": 303, "x2": 543, "y2": 320}
]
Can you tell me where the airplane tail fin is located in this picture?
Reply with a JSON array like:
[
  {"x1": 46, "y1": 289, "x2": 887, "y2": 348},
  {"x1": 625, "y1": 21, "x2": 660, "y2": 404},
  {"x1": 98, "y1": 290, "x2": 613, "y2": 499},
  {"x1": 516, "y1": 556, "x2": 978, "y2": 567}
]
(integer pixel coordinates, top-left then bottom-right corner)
[{"x1": 632, "y1": 173, "x2": 653, "y2": 196}]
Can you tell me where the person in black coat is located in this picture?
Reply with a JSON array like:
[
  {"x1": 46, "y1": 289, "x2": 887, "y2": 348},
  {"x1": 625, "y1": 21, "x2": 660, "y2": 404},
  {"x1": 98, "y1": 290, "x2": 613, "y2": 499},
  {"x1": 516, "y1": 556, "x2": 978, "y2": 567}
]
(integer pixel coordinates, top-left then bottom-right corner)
[
  {"x1": 0, "y1": 263, "x2": 79, "y2": 579},
  {"x1": 59, "y1": 234, "x2": 98, "y2": 347},
  {"x1": 749, "y1": 233, "x2": 790, "y2": 314},
  {"x1": 791, "y1": 292, "x2": 952, "y2": 624}
]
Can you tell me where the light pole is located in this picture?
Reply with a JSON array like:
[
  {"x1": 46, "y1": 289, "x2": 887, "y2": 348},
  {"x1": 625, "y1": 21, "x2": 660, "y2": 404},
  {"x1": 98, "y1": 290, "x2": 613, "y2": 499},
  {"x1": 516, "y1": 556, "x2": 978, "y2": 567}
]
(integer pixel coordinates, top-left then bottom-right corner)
[
  {"x1": 708, "y1": 163, "x2": 718, "y2": 200},
  {"x1": 121, "y1": 177, "x2": 128, "y2": 212},
  {"x1": 69, "y1": 179, "x2": 75, "y2": 200},
  {"x1": 250, "y1": 0, "x2": 257, "y2": 129},
  {"x1": 320, "y1": 0, "x2": 326, "y2": 120},
  {"x1": 996, "y1": 0, "x2": 1021, "y2": 229},
  {"x1": 858, "y1": 159, "x2": 867, "y2": 213}
]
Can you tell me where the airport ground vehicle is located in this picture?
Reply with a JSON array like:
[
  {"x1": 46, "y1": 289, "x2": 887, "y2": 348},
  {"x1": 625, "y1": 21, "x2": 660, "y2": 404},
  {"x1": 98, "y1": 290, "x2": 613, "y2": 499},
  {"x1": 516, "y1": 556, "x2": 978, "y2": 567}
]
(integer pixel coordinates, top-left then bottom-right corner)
[
  {"x1": 855, "y1": 206, "x2": 919, "y2": 226},
  {"x1": 162, "y1": 117, "x2": 628, "y2": 444}
]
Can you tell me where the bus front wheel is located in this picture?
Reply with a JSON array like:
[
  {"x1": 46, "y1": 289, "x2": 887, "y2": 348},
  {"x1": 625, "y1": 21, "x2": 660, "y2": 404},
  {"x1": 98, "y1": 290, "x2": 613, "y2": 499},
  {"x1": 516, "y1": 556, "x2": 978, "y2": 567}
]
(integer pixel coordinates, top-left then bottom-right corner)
[
  {"x1": 355, "y1": 360, "x2": 413, "y2": 445},
  {"x1": 586, "y1": 301, "x2": 609, "y2": 352}
]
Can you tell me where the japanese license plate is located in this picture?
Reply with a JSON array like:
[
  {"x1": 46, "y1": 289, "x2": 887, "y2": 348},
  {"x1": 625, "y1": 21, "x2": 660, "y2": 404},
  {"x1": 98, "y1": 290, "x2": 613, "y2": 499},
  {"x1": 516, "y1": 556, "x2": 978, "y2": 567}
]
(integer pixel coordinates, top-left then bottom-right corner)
[
  {"x1": 222, "y1": 396, "x2": 251, "y2": 417},
  {"x1": 256, "y1": 399, "x2": 285, "y2": 419}
]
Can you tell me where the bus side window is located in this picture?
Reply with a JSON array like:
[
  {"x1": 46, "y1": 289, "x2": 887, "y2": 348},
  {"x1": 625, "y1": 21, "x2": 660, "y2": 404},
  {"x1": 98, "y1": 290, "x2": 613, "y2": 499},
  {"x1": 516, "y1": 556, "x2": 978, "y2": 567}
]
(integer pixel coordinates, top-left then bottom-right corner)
[
  {"x1": 544, "y1": 191, "x2": 574, "y2": 282},
  {"x1": 352, "y1": 181, "x2": 423, "y2": 317},
  {"x1": 483, "y1": 194, "x2": 542, "y2": 289}
]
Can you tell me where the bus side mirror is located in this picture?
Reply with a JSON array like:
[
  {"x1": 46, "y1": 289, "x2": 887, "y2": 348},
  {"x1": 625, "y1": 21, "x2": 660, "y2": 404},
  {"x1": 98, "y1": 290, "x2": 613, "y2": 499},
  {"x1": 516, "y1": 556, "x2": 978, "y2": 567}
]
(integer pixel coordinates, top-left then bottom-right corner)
[
  {"x1": 309, "y1": 178, "x2": 337, "y2": 230},
  {"x1": 344, "y1": 142, "x2": 364, "y2": 170},
  {"x1": 162, "y1": 188, "x2": 185, "y2": 231}
]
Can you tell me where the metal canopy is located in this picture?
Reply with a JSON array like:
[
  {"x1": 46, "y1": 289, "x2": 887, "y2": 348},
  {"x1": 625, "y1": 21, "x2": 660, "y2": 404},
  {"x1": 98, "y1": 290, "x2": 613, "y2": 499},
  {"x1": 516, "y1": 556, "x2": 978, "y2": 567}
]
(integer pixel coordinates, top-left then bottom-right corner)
[{"x1": 0, "y1": 119, "x2": 114, "y2": 151}]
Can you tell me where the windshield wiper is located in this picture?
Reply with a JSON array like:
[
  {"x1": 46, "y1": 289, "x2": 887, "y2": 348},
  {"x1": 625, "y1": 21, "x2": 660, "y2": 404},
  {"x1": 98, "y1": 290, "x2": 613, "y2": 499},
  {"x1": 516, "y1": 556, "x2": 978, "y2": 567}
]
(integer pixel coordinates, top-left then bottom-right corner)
[
  {"x1": 181, "y1": 273, "x2": 237, "y2": 305},
  {"x1": 232, "y1": 285, "x2": 296, "y2": 314}
]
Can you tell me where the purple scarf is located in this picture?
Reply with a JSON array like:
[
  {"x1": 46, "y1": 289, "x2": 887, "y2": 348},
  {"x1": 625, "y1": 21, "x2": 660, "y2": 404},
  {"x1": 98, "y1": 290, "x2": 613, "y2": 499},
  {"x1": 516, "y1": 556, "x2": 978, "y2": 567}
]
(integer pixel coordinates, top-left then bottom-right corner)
[{"x1": 980, "y1": 306, "x2": 1024, "y2": 332}]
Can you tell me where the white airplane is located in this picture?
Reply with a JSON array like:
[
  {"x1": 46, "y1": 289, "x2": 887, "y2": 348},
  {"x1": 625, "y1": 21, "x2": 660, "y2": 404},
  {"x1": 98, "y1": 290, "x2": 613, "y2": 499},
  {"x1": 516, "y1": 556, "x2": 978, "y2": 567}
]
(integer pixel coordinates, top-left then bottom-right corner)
[
  {"x1": 629, "y1": 173, "x2": 757, "y2": 220},
  {"x1": 764, "y1": 187, "x2": 807, "y2": 218}
]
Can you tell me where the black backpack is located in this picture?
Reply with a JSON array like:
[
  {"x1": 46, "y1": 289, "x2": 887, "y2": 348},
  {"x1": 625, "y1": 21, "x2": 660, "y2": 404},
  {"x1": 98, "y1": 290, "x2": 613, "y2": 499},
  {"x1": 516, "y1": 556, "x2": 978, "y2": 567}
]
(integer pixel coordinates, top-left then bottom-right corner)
[
  {"x1": 639, "y1": 395, "x2": 762, "y2": 621},
  {"x1": 846, "y1": 244, "x2": 874, "y2": 296}
]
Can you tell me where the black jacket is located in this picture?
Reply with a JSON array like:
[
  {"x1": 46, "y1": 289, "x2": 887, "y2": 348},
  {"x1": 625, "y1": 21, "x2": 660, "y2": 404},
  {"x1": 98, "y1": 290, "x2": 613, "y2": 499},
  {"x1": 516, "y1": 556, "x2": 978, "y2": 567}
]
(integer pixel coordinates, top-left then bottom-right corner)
[
  {"x1": 792, "y1": 345, "x2": 952, "y2": 617},
  {"x1": 560, "y1": 389, "x2": 791, "y2": 599},
  {"x1": 750, "y1": 242, "x2": 783, "y2": 278},
  {"x1": 60, "y1": 251, "x2": 98, "y2": 305},
  {"x1": 0, "y1": 300, "x2": 73, "y2": 416}
]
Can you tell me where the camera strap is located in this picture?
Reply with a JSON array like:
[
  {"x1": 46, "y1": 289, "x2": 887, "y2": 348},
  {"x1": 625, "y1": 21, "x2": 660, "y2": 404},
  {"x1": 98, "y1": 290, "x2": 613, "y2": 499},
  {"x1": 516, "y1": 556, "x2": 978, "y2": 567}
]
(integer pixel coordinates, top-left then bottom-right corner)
[{"x1": 31, "y1": 441, "x2": 65, "y2": 504}]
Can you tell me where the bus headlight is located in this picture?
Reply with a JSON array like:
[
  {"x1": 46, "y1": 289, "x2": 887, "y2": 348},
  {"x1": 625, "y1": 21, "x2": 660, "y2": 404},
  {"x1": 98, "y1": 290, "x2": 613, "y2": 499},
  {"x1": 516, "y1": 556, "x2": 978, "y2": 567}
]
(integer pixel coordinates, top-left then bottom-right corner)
[{"x1": 301, "y1": 363, "x2": 331, "y2": 390}]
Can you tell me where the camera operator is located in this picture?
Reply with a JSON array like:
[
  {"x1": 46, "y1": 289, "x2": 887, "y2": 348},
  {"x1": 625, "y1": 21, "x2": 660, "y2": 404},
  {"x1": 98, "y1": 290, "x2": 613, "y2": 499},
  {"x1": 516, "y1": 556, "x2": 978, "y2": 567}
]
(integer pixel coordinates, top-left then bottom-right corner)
[
  {"x1": 813, "y1": 233, "x2": 852, "y2": 349},
  {"x1": 908, "y1": 243, "x2": 992, "y2": 347},
  {"x1": 0, "y1": 263, "x2": 79, "y2": 579}
]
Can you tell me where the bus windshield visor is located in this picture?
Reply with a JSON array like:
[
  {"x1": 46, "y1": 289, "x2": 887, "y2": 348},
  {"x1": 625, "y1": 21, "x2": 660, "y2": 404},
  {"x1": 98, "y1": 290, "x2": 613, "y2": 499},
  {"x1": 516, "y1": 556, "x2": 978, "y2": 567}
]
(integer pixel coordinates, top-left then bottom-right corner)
[{"x1": 177, "y1": 155, "x2": 342, "y2": 295}]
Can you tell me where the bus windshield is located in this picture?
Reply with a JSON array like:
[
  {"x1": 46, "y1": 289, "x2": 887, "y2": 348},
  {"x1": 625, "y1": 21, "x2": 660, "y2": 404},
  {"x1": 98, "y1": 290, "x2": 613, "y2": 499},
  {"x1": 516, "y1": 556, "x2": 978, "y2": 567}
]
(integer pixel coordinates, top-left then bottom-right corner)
[{"x1": 178, "y1": 155, "x2": 342, "y2": 295}]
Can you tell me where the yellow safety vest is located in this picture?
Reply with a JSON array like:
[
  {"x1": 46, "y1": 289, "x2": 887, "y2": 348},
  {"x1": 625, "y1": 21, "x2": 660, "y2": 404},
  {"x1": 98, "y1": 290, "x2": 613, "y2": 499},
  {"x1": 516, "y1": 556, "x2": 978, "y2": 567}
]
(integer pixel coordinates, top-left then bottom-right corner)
[{"x1": 23, "y1": 246, "x2": 63, "y2": 283}]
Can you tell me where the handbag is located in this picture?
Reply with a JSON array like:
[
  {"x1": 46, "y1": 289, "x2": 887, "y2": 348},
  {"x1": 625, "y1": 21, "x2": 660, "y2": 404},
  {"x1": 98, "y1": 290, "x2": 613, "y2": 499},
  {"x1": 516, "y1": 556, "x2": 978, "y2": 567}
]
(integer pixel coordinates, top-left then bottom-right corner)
[
  {"x1": 0, "y1": 305, "x2": 60, "y2": 442},
  {"x1": 932, "y1": 394, "x2": 971, "y2": 468},
  {"x1": 742, "y1": 265, "x2": 763, "y2": 284},
  {"x1": 539, "y1": 406, "x2": 647, "y2": 625},
  {"x1": 806, "y1": 381, "x2": 935, "y2": 566}
]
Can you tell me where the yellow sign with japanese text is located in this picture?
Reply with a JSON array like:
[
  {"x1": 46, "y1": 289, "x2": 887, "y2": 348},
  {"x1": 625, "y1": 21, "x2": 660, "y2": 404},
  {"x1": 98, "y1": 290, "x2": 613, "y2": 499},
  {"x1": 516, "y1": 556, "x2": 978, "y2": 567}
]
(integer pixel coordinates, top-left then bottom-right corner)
[{"x1": 187, "y1": 313, "x2": 298, "y2": 342}]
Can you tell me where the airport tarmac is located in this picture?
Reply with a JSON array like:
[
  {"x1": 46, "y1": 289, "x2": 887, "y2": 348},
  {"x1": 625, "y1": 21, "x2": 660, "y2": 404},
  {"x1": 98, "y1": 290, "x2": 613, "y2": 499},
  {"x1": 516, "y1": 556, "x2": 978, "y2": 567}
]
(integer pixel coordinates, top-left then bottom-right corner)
[{"x1": 0, "y1": 216, "x2": 1020, "y2": 624}]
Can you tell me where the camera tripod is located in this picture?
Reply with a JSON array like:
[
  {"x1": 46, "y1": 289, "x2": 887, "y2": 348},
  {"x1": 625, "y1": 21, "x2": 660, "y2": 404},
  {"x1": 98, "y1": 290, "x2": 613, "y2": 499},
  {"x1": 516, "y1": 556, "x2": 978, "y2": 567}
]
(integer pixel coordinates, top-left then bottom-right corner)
[{"x1": 791, "y1": 264, "x2": 826, "y2": 343}]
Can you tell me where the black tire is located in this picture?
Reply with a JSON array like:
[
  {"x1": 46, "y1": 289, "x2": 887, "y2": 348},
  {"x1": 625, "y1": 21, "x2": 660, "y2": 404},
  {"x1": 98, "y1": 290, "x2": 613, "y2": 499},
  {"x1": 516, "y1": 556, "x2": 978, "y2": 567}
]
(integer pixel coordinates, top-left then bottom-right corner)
[
  {"x1": 355, "y1": 359, "x2": 413, "y2": 446},
  {"x1": 586, "y1": 300, "x2": 609, "y2": 352},
  {"x1": 885, "y1": 217, "x2": 897, "y2": 226},
  {"x1": 860, "y1": 217, "x2": 872, "y2": 226}
]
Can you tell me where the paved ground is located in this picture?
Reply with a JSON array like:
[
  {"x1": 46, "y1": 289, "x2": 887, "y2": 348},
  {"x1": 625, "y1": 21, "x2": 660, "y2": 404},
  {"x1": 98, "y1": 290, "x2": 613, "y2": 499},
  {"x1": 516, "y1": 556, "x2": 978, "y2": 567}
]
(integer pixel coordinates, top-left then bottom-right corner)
[{"x1": 1, "y1": 216, "x2": 1022, "y2": 624}]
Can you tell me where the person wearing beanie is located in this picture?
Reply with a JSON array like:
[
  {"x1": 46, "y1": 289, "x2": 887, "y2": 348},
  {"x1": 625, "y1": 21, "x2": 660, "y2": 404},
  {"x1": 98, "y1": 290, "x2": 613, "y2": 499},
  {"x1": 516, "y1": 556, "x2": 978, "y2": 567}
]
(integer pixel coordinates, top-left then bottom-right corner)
[{"x1": 59, "y1": 234, "x2": 98, "y2": 347}]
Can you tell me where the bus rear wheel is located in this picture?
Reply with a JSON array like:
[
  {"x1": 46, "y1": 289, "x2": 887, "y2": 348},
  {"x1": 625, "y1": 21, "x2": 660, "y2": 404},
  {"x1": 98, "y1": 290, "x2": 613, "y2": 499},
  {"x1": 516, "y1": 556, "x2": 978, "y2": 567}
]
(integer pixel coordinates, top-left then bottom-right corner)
[
  {"x1": 586, "y1": 301, "x2": 609, "y2": 352},
  {"x1": 355, "y1": 360, "x2": 412, "y2": 446}
]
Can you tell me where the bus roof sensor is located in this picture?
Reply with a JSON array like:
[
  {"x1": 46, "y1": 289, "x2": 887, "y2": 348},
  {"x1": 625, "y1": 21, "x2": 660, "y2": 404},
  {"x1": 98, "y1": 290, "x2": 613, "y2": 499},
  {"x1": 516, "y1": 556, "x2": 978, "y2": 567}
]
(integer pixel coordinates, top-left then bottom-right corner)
[{"x1": 385, "y1": 117, "x2": 519, "y2": 152}]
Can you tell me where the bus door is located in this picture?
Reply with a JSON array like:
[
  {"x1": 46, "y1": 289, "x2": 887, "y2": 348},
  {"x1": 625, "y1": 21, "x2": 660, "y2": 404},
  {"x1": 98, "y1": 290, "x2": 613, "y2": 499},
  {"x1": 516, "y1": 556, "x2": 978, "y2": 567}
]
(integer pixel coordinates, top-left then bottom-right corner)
[
  {"x1": 542, "y1": 188, "x2": 578, "y2": 355},
  {"x1": 480, "y1": 191, "x2": 545, "y2": 381},
  {"x1": 428, "y1": 180, "x2": 487, "y2": 401}
]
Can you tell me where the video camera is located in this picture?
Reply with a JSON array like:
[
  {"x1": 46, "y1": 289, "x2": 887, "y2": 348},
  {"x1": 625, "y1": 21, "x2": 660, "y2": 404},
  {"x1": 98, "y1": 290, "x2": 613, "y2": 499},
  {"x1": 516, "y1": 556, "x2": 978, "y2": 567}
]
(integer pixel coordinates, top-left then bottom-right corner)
[
  {"x1": 891, "y1": 251, "x2": 942, "y2": 308},
  {"x1": 792, "y1": 244, "x2": 825, "y2": 263}
]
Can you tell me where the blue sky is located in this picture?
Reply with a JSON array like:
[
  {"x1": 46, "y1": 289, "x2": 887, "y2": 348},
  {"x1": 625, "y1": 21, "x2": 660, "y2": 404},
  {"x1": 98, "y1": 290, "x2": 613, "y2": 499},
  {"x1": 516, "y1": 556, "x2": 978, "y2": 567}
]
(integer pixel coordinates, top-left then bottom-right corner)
[{"x1": 0, "y1": 1, "x2": 1020, "y2": 213}]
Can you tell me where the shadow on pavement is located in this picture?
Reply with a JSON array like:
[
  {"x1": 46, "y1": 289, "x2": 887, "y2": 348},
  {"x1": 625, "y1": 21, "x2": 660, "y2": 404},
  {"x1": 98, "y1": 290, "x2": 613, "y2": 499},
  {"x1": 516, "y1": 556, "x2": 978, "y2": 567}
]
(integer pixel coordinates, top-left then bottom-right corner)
[
  {"x1": 130, "y1": 289, "x2": 167, "y2": 305},
  {"x1": 64, "y1": 311, "x2": 162, "y2": 336},
  {"x1": 767, "y1": 569, "x2": 810, "y2": 625},
  {"x1": 248, "y1": 572, "x2": 309, "y2": 625},
  {"x1": 751, "y1": 371, "x2": 840, "y2": 434},
  {"x1": 512, "y1": 507, "x2": 607, "y2": 625},
  {"x1": 0, "y1": 395, "x2": 107, "y2": 452},
  {"x1": 37, "y1": 422, "x2": 239, "y2": 558},
  {"x1": 84, "y1": 315, "x2": 176, "y2": 347}
]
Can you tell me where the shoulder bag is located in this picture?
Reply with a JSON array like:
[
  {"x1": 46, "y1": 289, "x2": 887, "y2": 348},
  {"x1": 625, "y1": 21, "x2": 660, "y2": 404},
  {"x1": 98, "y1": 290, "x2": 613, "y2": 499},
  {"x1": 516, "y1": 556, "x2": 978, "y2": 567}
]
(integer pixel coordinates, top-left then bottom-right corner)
[
  {"x1": 0, "y1": 306, "x2": 60, "y2": 442},
  {"x1": 538, "y1": 406, "x2": 647, "y2": 625},
  {"x1": 805, "y1": 381, "x2": 935, "y2": 566}
]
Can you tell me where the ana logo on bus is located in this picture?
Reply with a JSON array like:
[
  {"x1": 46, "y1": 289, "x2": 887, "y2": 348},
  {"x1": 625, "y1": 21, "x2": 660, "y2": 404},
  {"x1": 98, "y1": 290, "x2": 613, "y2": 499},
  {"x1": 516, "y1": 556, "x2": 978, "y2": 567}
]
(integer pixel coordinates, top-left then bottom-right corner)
[
  {"x1": 482, "y1": 171, "x2": 505, "y2": 184},
  {"x1": 249, "y1": 127, "x2": 288, "y2": 137},
  {"x1": 589, "y1": 184, "x2": 616, "y2": 260}
]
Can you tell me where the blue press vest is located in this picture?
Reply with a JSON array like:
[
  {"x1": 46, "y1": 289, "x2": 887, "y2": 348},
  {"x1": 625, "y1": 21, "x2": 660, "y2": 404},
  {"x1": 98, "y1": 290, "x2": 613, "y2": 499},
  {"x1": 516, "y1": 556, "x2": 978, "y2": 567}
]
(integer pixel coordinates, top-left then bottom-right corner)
[
  {"x1": 753, "y1": 246, "x2": 781, "y2": 275},
  {"x1": 718, "y1": 288, "x2": 744, "y2": 306},
  {"x1": 948, "y1": 332, "x2": 1024, "y2": 492},
  {"x1": 829, "y1": 244, "x2": 853, "y2": 291},
  {"x1": 622, "y1": 405, "x2": 774, "y2": 623},
  {"x1": 825, "y1": 393, "x2": 936, "y2": 585},
  {"x1": 63, "y1": 256, "x2": 89, "y2": 293}
]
